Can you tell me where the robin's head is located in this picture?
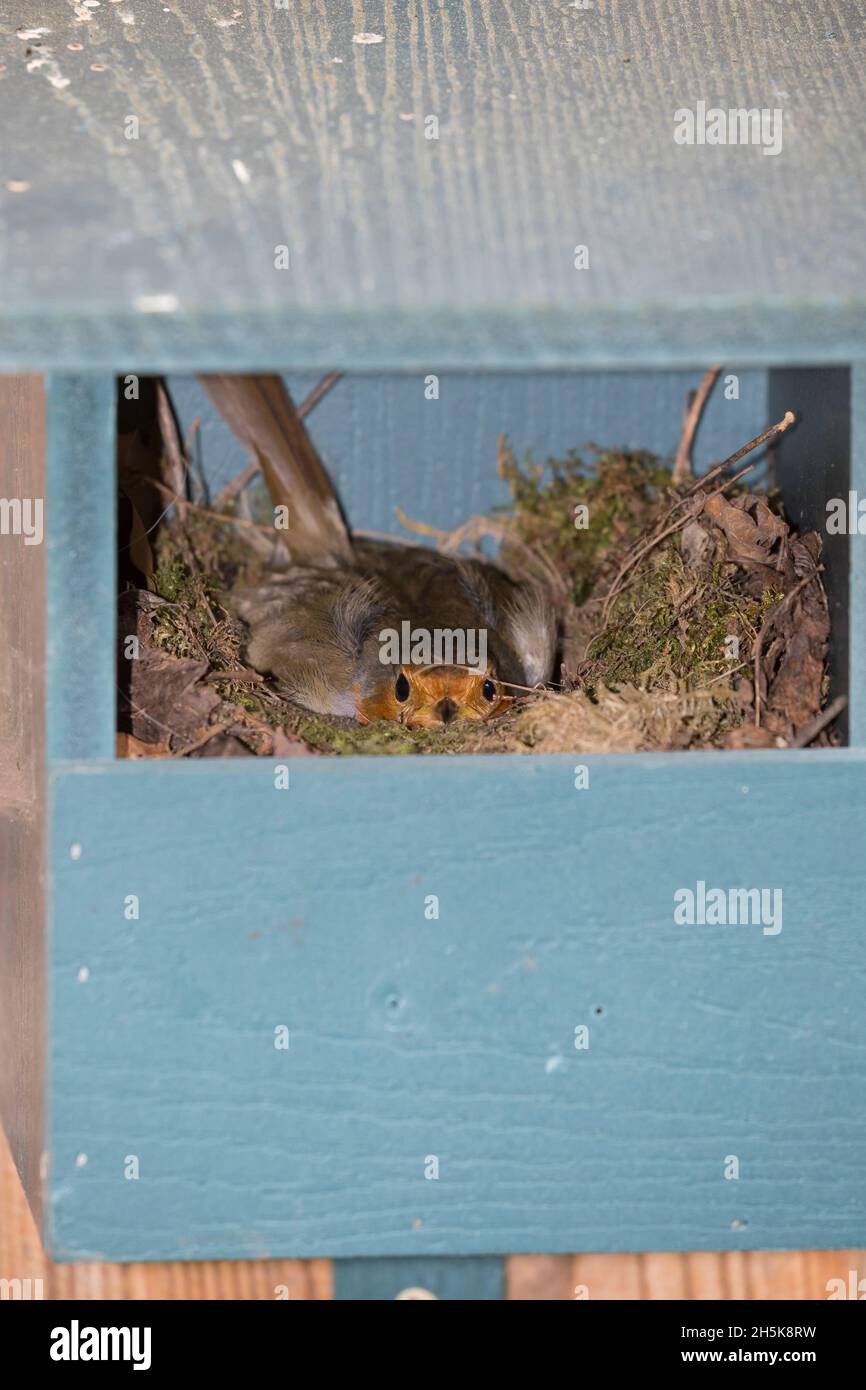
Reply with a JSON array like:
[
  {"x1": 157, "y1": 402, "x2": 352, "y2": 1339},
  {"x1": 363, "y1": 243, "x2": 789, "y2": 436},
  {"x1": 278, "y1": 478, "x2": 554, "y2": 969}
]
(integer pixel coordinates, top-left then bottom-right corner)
[{"x1": 358, "y1": 665, "x2": 511, "y2": 729}]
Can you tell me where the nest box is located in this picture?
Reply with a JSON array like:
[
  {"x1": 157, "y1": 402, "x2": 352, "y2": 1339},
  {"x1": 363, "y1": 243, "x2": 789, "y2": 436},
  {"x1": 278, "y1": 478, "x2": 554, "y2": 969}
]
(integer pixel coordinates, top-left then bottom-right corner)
[{"x1": 1, "y1": 2, "x2": 865, "y2": 1300}]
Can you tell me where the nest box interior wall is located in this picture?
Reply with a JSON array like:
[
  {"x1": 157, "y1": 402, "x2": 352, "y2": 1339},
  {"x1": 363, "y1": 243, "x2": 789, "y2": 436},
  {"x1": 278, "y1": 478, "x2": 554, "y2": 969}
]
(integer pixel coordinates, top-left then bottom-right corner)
[{"x1": 166, "y1": 370, "x2": 772, "y2": 537}]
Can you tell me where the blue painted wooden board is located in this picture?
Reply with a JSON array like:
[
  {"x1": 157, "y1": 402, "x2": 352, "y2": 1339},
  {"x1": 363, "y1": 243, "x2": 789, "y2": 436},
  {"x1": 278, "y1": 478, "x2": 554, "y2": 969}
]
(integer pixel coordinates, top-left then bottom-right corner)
[
  {"x1": 2, "y1": 1, "x2": 866, "y2": 369},
  {"x1": 44, "y1": 751, "x2": 866, "y2": 1262},
  {"x1": 46, "y1": 378, "x2": 116, "y2": 762},
  {"x1": 168, "y1": 370, "x2": 770, "y2": 538},
  {"x1": 333, "y1": 1257, "x2": 503, "y2": 1301}
]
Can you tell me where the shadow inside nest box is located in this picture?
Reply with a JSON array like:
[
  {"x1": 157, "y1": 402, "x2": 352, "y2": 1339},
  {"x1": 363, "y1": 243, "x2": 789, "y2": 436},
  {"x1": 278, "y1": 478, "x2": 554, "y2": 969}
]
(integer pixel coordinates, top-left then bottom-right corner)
[{"x1": 113, "y1": 368, "x2": 850, "y2": 760}]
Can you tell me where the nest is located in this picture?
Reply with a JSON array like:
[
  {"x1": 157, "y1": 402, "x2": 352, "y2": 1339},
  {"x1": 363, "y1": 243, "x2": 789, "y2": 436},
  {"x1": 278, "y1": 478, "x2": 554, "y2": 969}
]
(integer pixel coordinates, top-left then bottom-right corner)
[{"x1": 116, "y1": 378, "x2": 841, "y2": 758}]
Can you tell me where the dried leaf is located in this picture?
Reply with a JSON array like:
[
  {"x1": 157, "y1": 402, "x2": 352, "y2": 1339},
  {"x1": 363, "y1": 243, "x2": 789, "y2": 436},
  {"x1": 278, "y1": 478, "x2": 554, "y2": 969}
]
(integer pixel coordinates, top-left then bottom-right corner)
[
  {"x1": 120, "y1": 646, "x2": 220, "y2": 744},
  {"x1": 123, "y1": 491, "x2": 156, "y2": 589},
  {"x1": 115, "y1": 731, "x2": 170, "y2": 758},
  {"x1": 701, "y1": 491, "x2": 787, "y2": 566},
  {"x1": 758, "y1": 572, "x2": 829, "y2": 739},
  {"x1": 680, "y1": 519, "x2": 714, "y2": 570},
  {"x1": 270, "y1": 726, "x2": 318, "y2": 757},
  {"x1": 192, "y1": 732, "x2": 253, "y2": 758}
]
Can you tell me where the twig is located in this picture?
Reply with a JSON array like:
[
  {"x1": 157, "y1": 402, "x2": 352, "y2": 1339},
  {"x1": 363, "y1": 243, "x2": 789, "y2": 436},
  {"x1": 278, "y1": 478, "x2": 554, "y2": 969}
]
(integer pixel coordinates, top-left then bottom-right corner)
[
  {"x1": 213, "y1": 372, "x2": 342, "y2": 506},
  {"x1": 203, "y1": 666, "x2": 265, "y2": 686},
  {"x1": 598, "y1": 411, "x2": 796, "y2": 630},
  {"x1": 718, "y1": 461, "x2": 758, "y2": 492},
  {"x1": 672, "y1": 367, "x2": 721, "y2": 486},
  {"x1": 700, "y1": 661, "x2": 750, "y2": 689},
  {"x1": 166, "y1": 513, "x2": 220, "y2": 630},
  {"x1": 185, "y1": 416, "x2": 207, "y2": 504},
  {"x1": 296, "y1": 370, "x2": 343, "y2": 421},
  {"x1": 790, "y1": 694, "x2": 848, "y2": 748},
  {"x1": 394, "y1": 505, "x2": 450, "y2": 540},
  {"x1": 354, "y1": 527, "x2": 414, "y2": 544},
  {"x1": 171, "y1": 721, "x2": 234, "y2": 758},
  {"x1": 156, "y1": 381, "x2": 188, "y2": 501},
  {"x1": 185, "y1": 415, "x2": 202, "y2": 460},
  {"x1": 146, "y1": 479, "x2": 279, "y2": 534},
  {"x1": 686, "y1": 411, "x2": 795, "y2": 496}
]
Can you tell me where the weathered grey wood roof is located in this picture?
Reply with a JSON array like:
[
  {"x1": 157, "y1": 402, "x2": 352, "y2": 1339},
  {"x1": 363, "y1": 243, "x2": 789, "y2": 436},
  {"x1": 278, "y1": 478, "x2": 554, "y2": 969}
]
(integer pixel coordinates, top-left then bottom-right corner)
[{"x1": 1, "y1": 1, "x2": 864, "y2": 368}]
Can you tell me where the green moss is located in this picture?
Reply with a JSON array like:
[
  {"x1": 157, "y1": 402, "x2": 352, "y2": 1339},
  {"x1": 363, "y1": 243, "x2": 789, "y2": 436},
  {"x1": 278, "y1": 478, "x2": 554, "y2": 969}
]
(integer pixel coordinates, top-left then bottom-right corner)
[
  {"x1": 153, "y1": 558, "x2": 188, "y2": 603},
  {"x1": 149, "y1": 603, "x2": 197, "y2": 660},
  {"x1": 498, "y1": 445, "x2": 673, "y2": 604},
  {"x1": 293, "y1": 712, "x2": 467, "y2": 756},
  {"x1": 584, "y1": 550, "x2": 762, "y2": 692}
]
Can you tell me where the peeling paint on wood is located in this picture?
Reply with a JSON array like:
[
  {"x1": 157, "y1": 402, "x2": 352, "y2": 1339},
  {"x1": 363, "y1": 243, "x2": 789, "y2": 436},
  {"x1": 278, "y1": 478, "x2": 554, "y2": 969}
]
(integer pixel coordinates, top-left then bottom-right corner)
[
  {"x1": 43, "y1": 751, "x2": 866, "y2": 1262},
  {"x1": 1, "y1": 2, "x2": 866, "y2": 368}
]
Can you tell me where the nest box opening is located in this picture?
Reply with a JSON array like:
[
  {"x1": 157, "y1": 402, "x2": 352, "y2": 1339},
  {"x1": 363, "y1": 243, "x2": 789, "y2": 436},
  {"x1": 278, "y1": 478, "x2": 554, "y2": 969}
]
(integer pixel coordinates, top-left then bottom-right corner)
[{"x1": 113, "y1": 367, "x2": 851, "y2": 759}]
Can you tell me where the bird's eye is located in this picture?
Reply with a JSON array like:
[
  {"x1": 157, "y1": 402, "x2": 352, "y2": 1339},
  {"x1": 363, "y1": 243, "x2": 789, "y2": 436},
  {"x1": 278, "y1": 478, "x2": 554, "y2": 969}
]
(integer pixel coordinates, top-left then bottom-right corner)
[
  {"x1": 395, "y1": 672, "x2": 411, "y2": 702},
  {"x1": 482, "y1": 678, "x2": 497, "y2": 702}
]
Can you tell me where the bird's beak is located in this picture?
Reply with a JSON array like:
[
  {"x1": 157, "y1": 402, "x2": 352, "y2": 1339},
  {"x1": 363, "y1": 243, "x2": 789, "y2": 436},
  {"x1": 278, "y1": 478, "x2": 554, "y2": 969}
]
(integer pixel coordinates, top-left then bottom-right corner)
[{"x1": 434, "y1": 697, "x2": 458, "y2": 725}]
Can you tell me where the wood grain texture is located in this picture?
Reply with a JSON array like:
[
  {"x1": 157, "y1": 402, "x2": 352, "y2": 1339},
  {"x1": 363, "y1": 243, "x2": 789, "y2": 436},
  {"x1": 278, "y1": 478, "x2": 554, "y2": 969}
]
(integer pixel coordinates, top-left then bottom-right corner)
[
  {"x1": 169, "y1": 369, "x2": 771, "y2": 539},
  {"x1": 850, "y1": 364, "x2": 866, "y2": 748},
  {"x1": 508, "y1": 1249, "x2": 866, "y2": 1300},
  {"x1": 1, "y1": 2, "x2": 865, "y2": 368},
  {"x1": 42, "y1": 750, "x2": 866, "y2": 1262},
  {"x1": 3, "y1": 1127, "x2": 862, "y2": 1299},
  {"x1": 333, "y1": 1255, "x2": 503, "y2": 1300},
  {"x1": 0, "y1": 376, "x2": 46, "y2": 1232},
  {"x1": 45, "y1": 377, "x2": 116, "y2": 761},
  {"x1": 0, "y1": 1130, "x2": 330, "y2": 1300}
]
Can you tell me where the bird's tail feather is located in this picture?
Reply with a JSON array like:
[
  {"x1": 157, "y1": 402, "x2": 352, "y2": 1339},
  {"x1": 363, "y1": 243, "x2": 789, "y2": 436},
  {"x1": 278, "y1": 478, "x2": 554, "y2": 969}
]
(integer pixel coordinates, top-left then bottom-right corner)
[{"x1": 198, "y1": 374, "x2": 354, "y2": 568}]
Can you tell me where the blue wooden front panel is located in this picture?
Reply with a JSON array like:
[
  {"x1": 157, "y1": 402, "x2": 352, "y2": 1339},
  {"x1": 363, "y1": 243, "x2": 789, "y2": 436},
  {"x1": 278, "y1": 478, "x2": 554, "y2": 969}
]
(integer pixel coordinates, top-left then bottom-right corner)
[
  {"x1": 45, "y1": 752, "x2": 866, "y2": 1262},
  {"x1": 45, "y1": 378, "x2": 116, "y2": 762}
]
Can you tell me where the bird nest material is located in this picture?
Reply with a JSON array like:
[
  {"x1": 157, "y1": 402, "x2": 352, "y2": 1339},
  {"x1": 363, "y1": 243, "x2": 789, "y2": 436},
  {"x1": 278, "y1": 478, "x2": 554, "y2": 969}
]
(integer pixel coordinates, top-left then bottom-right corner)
[{"x1": 116, "y1": 378, "x2": 841, "y2": 758}]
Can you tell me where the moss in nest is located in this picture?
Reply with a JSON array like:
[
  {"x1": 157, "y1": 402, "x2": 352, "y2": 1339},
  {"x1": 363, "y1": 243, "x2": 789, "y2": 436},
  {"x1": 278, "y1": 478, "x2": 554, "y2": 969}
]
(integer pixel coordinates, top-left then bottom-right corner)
[
  {"x1": 498, "y1": 445, "x2": 672, "y2": 604},
  {"x1": 583, "y1": 548, "x2": 764, "y2": 693},
  {"x1": 150, "y1": 530, "x2": 246, "y2": 673},
  {"x1": 515, "y1": 685, "x2": 735, "y2": 753},
  {"x1": 153, "y1": 557, "x2": 188, "y2": 603},
  {"x1": 289, "y1": 711, "x2": 466, "y2": 756}
]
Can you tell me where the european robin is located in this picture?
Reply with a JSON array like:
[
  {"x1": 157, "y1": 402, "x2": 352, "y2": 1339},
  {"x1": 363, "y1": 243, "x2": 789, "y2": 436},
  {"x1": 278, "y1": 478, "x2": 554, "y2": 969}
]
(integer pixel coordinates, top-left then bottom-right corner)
[{"x1": 201, "y1": 376, "x2": 558, "y2": 729}]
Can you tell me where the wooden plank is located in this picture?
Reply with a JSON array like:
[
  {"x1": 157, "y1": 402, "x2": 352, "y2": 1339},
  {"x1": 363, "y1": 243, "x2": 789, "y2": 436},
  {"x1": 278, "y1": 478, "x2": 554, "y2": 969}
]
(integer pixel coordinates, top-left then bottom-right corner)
[
  {"x1": 510, "y1": 1250, "x2": 866, "y2": 1299},
  {"x1": 850, "y1": 365, "x2": 866, "y2": 747},
  {"x1": 1, "y1": 3, "x2": 865, "y2": 369},
  {"x1": 45, "y1": 377, "x2": 116, "y2": 762},
  {"x1": 0, "y1": 1128, "x2": 330, "y2": 1299},
  {"x1": 4, "y1": 306, "x2": 863, "y2": 376},
  {"x1": 42, "y1": 749, "x2": 866, "y2": 1262},
  {"x1": 507, "y1": 1254, "x2": 575, "y2": 1301},
  {"x1": 168, "y1": 369, "x2": 770, "y2": 538},
  {"x1": 571, "y1": 1254, "x2": 644, "y2": 1300},
  {"x1": 3, "y1": 1123, "x2": 861, "y2": 1298},
  {"x1": 0, "y1": 376, "x2": 46, "y2": 1232},
  {"x1": 333, "y1": 1257, "x2": 503, "y2": 1300}
]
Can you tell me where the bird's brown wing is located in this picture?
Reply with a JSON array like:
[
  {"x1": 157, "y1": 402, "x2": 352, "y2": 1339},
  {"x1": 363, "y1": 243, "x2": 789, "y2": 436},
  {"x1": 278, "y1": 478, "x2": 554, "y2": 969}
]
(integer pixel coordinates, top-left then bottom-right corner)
[
  {"x1": 354, "y1": 539, "x2": 559, "y2": 687},
  {"x1": 229, "y1": 570, "x2": 393, "y2": 717}
]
